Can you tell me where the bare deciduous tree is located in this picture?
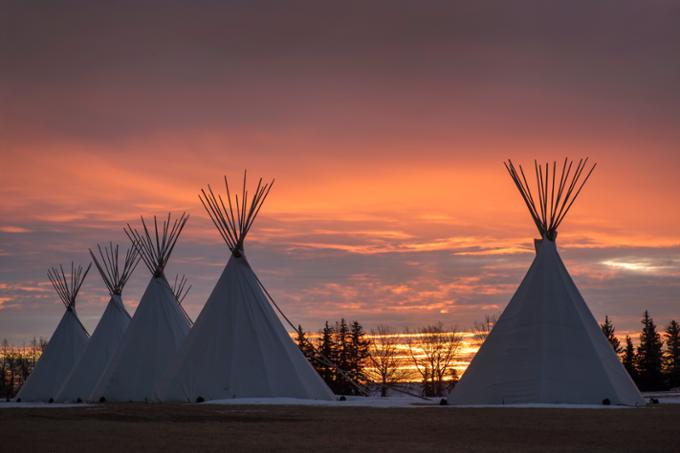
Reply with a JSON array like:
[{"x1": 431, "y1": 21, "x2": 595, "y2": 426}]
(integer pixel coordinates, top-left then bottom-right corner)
[
  {"x1": 0, "y1": 338, "x2": 47, "y2": 399},
  {"x1": 473, "y1": 314, "x2": 498, "y2": 344},
  {"x1": 367, "y1": 326, "x2": 409, "y2": 397},
  {"x1": 407, "y1": 323, "x2": 463, "y2": 397}
]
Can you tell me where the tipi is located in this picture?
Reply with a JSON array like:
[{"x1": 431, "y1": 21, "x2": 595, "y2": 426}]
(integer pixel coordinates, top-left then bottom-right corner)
[
  {"x1": 16, "y1": 263, "x2": 91, "y2": 402},
  {"x1": 157, "y1": 174, "x2": 334, "y2": 402},
  {"x1": 450, "y1": 159, "x2": 644, "y2": 406},
  {"x1": 91, "y1": 213, "x2": 191, "y2": 402},
  {"x1": 56, "y1": 243, "x2": 139, "y2": 402}
]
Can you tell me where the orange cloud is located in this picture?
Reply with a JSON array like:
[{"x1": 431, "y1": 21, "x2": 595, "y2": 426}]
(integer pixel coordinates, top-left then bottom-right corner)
[{"x1": 0, "y1": 226, "x2": 30, "y2": 233}]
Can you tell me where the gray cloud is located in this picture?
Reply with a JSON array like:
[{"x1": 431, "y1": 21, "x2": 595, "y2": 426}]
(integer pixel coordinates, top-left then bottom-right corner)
[{"x1": 2, "y1": 1, "x2": 679, "y2": 151}]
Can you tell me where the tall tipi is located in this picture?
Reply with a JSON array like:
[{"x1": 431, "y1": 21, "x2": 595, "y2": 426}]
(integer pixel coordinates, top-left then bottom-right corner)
[
  {"x1": 17, "y1": 263, "x2": 91, "y2": 402},
  {"x1": 91, "y1": 213, "x2": 191, "y2": 402},
  {"x1": 56, "y1": 243, "x2": 139, "y2": 402},
  {"x1": 157, "y1": 174, "x2": 334, "y2": 402},
  {"x1": 450, "y1": 159, "x2": 644, "y2": 406}
]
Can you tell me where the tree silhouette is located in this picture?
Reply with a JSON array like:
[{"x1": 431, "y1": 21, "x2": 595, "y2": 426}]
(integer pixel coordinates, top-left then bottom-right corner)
[
  {"x1": 407, "y1": 323, "x2": 462, "y2": 397},
  {"x1": 295, "y1": 324, "x2": 316, "y2": 363},
  {"x1": 622, "y1": 335, "x2": 638, "y2": 384},
  {"x1": 347, "y1": 321, "x2": 370, "y2": 393},
  {"x1": 367, "y1": 326, "x2": 409, "y2": 397},
  {"x1": 601, "y1": 315, "x2": 622, "y2": 354},
  {"x1": 664, "y1": 320, "x2": 680, "y2": 389},
  {"x1": 316, "y1": 321, "x2": 337, "y2": 387},
  {"x1": 473, "y1": 314, "x2": 498, "y2": 344},
  {"x1": 636, "y1": 311, "x2": 665, "y2": 391}
]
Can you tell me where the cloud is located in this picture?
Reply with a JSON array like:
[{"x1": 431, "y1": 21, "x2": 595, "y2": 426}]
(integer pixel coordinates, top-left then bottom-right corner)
[
  {"x1": 601, "y1": 258, "x2": 680, "y2": 276},
  {"x1": 1, "y1": 0, "x2": 680, "y2": 343},
  {"x1": 0, "y1": 226, "x2": 30, "y2": 233},
  {"x1": 0, "y1": 297, "x2": 14, "y2": 309}
]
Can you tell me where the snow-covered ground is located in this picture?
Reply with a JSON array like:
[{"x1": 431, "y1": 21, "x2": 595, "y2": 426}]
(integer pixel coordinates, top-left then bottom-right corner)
[
  {"x1": 204, "y1": 395, "x2": 438, "y2": 408},
  {"x1": 203, "y1": 396, "x2": 635, "y2": 409},
  {"x1": 450, "y1": 403, "x2": 632, "y2": 409},
  {"x1": 642, "y1": 391, "x2": 680, "y2": 405},
  {"x1": 205, "y1": 392, "x2": 680, "y2": 408},
  {"x1": 0, "y1": 401, "x2": 92, "y2": 409},
  {"x1": 2, "y1": 392, "x2": 678, "y2": 409}
]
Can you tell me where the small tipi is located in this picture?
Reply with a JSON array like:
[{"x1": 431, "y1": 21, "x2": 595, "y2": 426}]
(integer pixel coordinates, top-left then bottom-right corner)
[
  {"x1": 157, "y1": 174, "x2": 334, "y2": 402},
  {"x1": 56, "y1": 243, "x2": 139, "y2": 402},
  {"x1": 16, "y1": 263, "x2": 91, "y2": 402},
  {"x1": 450, "y1": 159, "x2": 644, "y2": 406},
  {"x1": 91, "y1": 213, "x2": 191, "y2": 402}
]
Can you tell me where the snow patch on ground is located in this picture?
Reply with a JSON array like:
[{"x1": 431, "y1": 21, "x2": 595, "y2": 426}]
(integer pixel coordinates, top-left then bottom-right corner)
[
  {"x1": 450, "y1": 403, "x2": 632, "y2": 409},
  {"x1": 205, "y1": 393, "x2": 680, "y2": 409},
  {"x1": 642, "y1": 391, "x2": 680, "y2": 405},
  {"x1": 204, "y1": 395, "x2": 439, "y2": 408},
  {"x1": 0, "y1": 401, "x2": 92, "y2": 409},
  {"x1": 2, "y1": 392, "x2": 678, "y2": 409},
  {"x1": 203, "y1": 396, "x2": 632, "y2": 409}
]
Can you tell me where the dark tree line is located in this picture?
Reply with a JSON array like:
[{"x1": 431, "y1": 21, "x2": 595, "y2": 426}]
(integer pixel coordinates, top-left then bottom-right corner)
[
  {"x1": 0, "y1": 338, "x2": 47, "y2": 399},
  {"x1": 601, "y1": 311, "x2": 680, "y2": 391},
  {"x1": 297, "y1": 319, "x2": 370, "y2": 395},
  {"x1": 298, "y1": 321, "x2": 463, "y2": 397}
]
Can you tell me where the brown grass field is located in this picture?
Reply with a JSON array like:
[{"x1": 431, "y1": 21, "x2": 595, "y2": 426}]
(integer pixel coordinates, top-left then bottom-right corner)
[{"x1": 1, "y1": 403, "x2": 678, "y2": 452}]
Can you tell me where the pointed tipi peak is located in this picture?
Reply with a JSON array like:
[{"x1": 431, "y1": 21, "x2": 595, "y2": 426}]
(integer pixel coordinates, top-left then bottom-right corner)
[
  {"x1": 534, "y1": 237, "x2": 558, "y2": 253},
  {"x1": 89, "y1": 242, "x2": 140, "y2": 296},
  {"x1": 47, "y1": 262, "x2": 92, "y2": 312},
  {"x1": 124, "y1": 212, "x2": 189, "y2": 278},
  {"x1": 199, "y1": 171, "x2": 274, "y2": 257},
  {"x1": 505, "y1": 158, "x2": 596, "y2": 241}
]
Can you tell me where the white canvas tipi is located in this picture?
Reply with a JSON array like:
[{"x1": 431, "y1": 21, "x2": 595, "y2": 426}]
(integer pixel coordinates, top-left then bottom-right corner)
[
  {"x1": 91, "y1": 213, "x2": 192, "y2": 402},
  {"x1": 450, "y1": 159, "x2": 644, "y2": 406},
  {"x1": 55, "y1": 243, "x2": 139, "y2": 402},
  {"x1": 16, "y1": 263, "x2": 91, "y2": 402},
  {"x1": 157, "y1": 174, "x2": 334, "y2": 402}
]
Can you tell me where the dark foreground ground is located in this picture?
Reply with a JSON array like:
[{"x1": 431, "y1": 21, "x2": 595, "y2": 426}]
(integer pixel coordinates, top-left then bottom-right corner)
[{"x1": 1, "y1": 403, "x2": 678, "y2": 453}]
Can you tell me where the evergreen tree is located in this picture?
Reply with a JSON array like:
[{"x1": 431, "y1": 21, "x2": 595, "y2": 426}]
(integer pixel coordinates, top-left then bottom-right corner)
[
  {"x1": 312, "y1": 319, "x2": 371, "y2": 395},
  {"x1": 601, "y1": 315, "x2": 622, "y2": 354},
  {"x1": 636, "y1": 311, "x2": 665, "y2": 391},
  {"x1": 317, "y1": 321, "x2": 336, "y2": 388},
  {"x1": 335, "y1": 319, "x2": 351, "y2": 370},
  {"x1": 664, "y1": 320, "x2": 680, "y2": 389},
  {"x1": 333, "y1": 319, "x2": 352, "y2": 394},
  {"x1": 622, "y1": 335, "x2": 638, "y2": 384},
  {"x1": 295, "y1": 325, "x2": 316, "y2": 363},
  {"x1": 347, "y1": 321, "x2": 370, "y2": 394}
]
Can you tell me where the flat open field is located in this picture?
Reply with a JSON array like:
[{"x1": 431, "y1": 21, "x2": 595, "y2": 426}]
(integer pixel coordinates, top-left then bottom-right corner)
[{"x1": 1, "y1": 403, "x2": 678, "y2": 452}]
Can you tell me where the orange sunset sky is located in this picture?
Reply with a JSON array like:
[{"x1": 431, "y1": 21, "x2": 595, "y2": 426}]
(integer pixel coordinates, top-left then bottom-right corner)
[{"x1": 1, "y1": 1, "x2": 679, "y2": 343}]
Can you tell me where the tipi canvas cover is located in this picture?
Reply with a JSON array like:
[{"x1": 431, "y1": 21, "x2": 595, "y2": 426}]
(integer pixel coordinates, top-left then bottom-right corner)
[
  {"x1": 17, "y1": 263, "x2": 91, "y2": 402},
  {"x1": 91, "y1": 213, "x2": 191, "y2": 402},
  {"x1": 158, "y1": 175, "x2": 333, "y2": 402},
  {"x1": 450, "y1": 159, "x2": 643, "y2": 406},
  {"x1": 56, "y1": 243, "x2": 139, "y2": 402}
]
